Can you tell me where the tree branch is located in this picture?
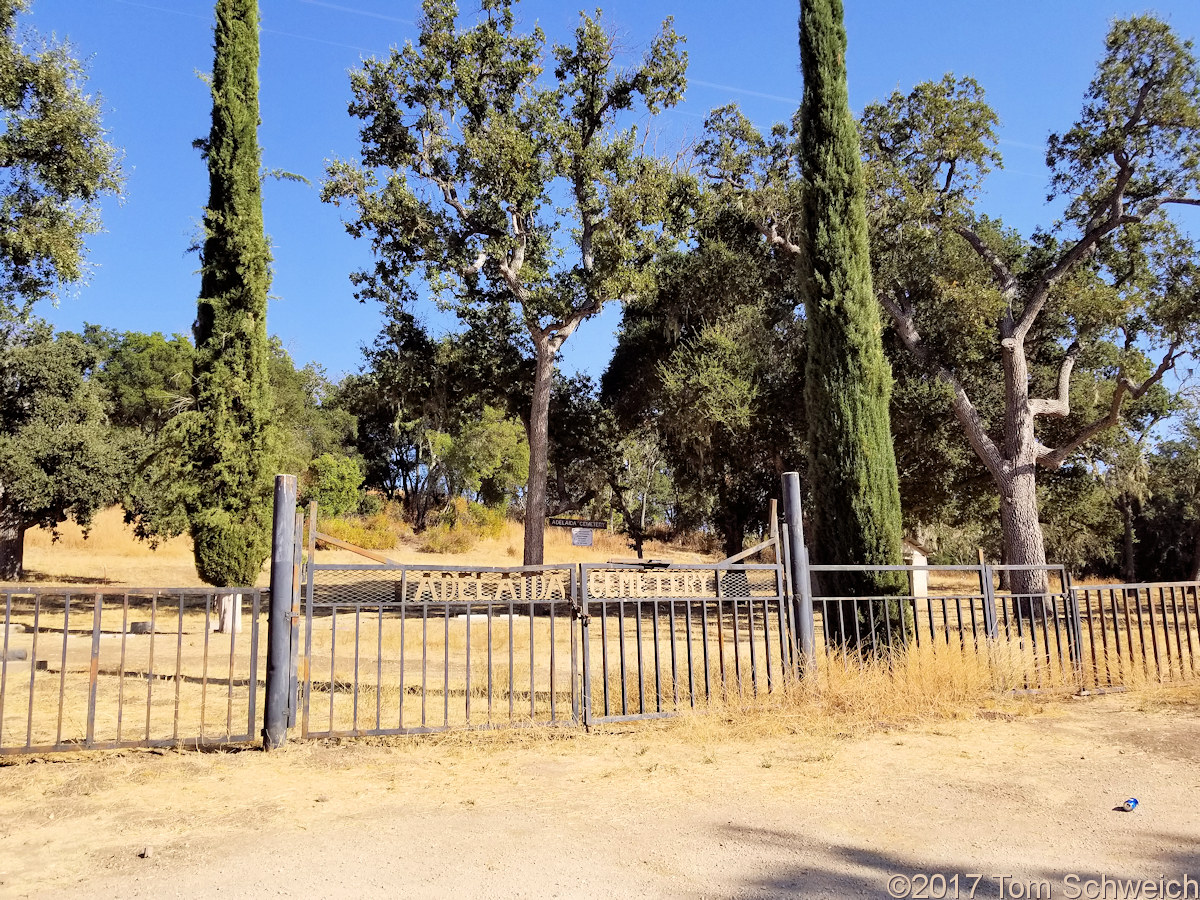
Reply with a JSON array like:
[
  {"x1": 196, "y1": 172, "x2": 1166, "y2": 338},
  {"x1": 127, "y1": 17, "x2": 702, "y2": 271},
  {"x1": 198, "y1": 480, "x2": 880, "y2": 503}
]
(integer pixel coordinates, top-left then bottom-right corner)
[
  {"x1": 951, "y1": 224, "x2": 1017, "y2": 301},
  {"x1": 755, "y1": 219, "x2": 801, "y2": 257},
  {"x1": 1037, "y1": 344, "x2": 1183, "y2": 469},
  {"x1": 878, "y1": 292, "x2": 1007, "y2": 478},
  {"x1": 1028, "y1": 341, "x2": 1082, "y2": 418}
]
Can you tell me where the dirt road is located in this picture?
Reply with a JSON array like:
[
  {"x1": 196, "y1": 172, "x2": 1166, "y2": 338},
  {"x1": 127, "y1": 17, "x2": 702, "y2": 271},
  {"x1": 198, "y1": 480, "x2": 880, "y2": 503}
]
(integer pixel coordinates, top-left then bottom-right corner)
[{"x1": 2, "y1": 691, "x2": 1197, "y2": 899}]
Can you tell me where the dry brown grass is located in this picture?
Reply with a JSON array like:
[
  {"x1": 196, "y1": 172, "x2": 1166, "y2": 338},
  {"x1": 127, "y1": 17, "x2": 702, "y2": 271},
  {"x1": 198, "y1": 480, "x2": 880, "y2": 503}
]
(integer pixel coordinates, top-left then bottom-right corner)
[{"x1": 18, "y1": 507, "x2": 719, "y2": 588}]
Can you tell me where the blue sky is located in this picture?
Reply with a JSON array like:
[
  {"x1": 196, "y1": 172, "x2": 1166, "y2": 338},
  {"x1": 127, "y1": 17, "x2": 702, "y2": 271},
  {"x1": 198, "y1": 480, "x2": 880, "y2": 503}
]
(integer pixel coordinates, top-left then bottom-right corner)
[{"x1": 26, "y1": 0, "x2": 1200, "y2": 382}]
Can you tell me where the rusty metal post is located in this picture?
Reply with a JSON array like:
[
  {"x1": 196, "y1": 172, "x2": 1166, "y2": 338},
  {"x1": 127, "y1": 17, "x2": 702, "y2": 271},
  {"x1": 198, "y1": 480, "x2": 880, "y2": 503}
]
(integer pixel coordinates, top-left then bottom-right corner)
[
  {"x1": 781, "y1": 472, "x2": 815, "y2": 674},
  {"x1": 264, "y1": 474, "x2": 297, "y2": 749}
]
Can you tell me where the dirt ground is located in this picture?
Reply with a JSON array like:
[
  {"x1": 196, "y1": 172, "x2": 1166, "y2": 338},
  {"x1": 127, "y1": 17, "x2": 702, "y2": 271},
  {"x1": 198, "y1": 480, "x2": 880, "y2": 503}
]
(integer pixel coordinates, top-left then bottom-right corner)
[{"x1": 0, "y1": 688, "x2": 1196, "y2": 899}]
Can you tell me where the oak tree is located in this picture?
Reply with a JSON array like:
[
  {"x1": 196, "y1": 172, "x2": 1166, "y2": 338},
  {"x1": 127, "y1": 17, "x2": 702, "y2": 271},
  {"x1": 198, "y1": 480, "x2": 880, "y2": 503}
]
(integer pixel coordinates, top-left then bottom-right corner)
[{"x1": 323, "y1": 0, "x2": 688, "y2": 564}]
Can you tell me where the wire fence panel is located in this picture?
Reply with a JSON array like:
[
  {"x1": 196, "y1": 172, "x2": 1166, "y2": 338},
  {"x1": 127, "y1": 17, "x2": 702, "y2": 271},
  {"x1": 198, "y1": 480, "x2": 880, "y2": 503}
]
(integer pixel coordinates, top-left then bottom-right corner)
[
  {"x1": 0, "y1": 588, "x2": 264, "y2": 755},
  {"x1": 578, "y1": 563, "x2": 794, "y2": 724},
  {"x1": 301, "y1": 564, "x2": 578, "y2": 738}
]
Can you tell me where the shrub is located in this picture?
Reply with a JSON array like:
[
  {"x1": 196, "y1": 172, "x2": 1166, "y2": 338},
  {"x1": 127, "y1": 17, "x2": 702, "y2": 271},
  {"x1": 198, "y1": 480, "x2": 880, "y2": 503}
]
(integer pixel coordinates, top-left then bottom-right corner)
[
  {"x1": 418, "y1": 523, "x2": 477, "y2": 554},
  {"x1": 357, "y1": 492, "x2": 384, "y2": 516},
  {"x1": 319, "y1": 512, "x2": 409, "y2": 551},
  {"x1": 303, "y1": 453, "x2": 363, "y2": 518},
  {"x1": 417, "y1": 498, "x2": 509, "y2": 554}
]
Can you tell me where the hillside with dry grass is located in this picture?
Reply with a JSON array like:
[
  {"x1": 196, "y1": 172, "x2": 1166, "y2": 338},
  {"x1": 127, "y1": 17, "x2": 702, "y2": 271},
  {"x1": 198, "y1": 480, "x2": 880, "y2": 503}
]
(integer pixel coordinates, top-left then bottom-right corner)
[{"x1": 17, "y1": 507, "x2": 720, "y2": 587}]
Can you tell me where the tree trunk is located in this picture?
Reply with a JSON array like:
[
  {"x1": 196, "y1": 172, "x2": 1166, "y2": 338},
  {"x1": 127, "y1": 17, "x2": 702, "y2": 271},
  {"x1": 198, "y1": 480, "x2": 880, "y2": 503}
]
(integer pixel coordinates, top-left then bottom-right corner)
[
  {"x1": 1121, "y1": 494, "x2": 1137, "y2": 584},
  {"x1": 996, "y1": 464, "x2": 1051, "y2": 610},
  {"x1": 0, "y1": 506, "x2": 25, "y2": 581},
  {"x1": 523, "y1": 338, "x2": 554, "y2": 566},
  {"x1": 721, "y1": 513, "x2": 746, "y2": 561},
  {"x1": 1187, "y1": 520, "x2": 1200, "y2": 583}
]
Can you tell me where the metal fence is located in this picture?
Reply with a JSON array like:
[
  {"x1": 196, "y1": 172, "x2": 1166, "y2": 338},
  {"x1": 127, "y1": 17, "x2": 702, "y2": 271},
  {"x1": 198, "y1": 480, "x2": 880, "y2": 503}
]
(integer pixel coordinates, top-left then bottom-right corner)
[
  {"x1": 301, "y1": 563, "x2": 579, "y2": 737},
  {"x1": 5, "y1": 548, "x2": 1197, "y2": 757},
  {"x1": 578, "y1": 563, "x2": 793, "y2": 723},
  {"x1": 1073, "y1": 582, "x2": 1200, "y2": 690},
  {"x1": 803, "y1": 563, "x2": 1200, "y2": 692},
  {"x1": 0, "y1": 587, "x2": 264, "y2": 755}
]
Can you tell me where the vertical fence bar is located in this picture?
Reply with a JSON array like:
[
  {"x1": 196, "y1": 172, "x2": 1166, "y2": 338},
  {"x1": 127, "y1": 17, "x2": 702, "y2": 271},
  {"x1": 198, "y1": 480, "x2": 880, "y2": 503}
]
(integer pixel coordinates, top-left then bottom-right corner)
[
  {"x1": 353, "y1": 605, "x2": 362, "y2": 734},
  {"x1": 117, "y1": 594, "x2": 129, "y2": 742},
  {"x1": 1183, "y1": 585, "x2": 1197, "y2": 676},
  {"x1": 376, "y1": 597, "x2": 384, "y2": 731},
  {"x1": 246, "y1": 593, "x2": 261, "y2": 739},
  {"x1": 1157, "y1": 587, "x2": 1173, "y2": 680},
  {"x1": 0, "y1": 593, "x2": 10, "y2": 748},
  {"x1": 507, "y1": 594, "x2": 514, "y2": 722},
  {"x1": 25, "y1": 594, "x2": 40, "y2": 748},
  {"x1": 530, "y1": 588, "x2": 540, "y2": 724},
  {"x1": 290, "y1": 510, "x2": 303, "y2": 730},
  {"x1": 651, "y1": 597, "x2": 662, "y2": 712},
  {"x1": 580, "y1": 574, "x2": 592, "y2": 729},
  {"x1": 1106, "y1": 588, "x2": 1122, "y2": 686},
  {"x1": 1169, "y1": 587, "x2": 1185, "y2": 679},
  {"x1": 466, "y1": 597, "x2": 474, "y2": 726},
  {"x1": 86, "y1": 594, "x2": 103, "y2": 747},
  {"x1": 172, "y1": 594, "x2": 184, "y2": 742},
  {"x1": 979, "y1": 555, "x2": 998, "y2": 640},
  {"x1": 145, "y1": 595, "x2": 158, "y2": 742},
  {"x1": 668, "y1": 597, "x2": 679, "y2": 707},
  {"x1": 302, "y1": 502, "x2": 317, "y2": 739},
  {"x1": 55, "y1": 593, "x2": 70, "y2": 747},
  {"x1": 398, "y1": 571, "x2": 407, "y2": 730},
  {"x1": 420, "y1": 599, "x2": 428, "y2": 728},
  {"x1": 200, "y1": 595, "x2": 212, "y2": 737},
  {"x1": 329, "y1": 606, "x2": 338, "y2": 732},
  {"x1": 715, "y1": 578, "x2": 726, "y2": 694}
]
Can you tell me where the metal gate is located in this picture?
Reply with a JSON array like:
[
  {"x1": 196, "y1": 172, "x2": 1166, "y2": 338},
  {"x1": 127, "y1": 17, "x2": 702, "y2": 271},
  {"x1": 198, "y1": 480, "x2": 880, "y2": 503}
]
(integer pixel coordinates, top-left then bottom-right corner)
[
  {"x1": 578, "y1": 562, "x2": 794, "y2": 723},
  {"x1": 299, "y1": 561, "x2": 579, "y2": 737},
  {"x1": 299, "y1": 554, "x2": 792, "y2": 734}
]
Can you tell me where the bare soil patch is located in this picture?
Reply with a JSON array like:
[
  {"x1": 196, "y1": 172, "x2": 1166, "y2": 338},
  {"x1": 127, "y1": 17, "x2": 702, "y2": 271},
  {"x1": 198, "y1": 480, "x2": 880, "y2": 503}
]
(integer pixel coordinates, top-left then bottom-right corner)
[{"x1": 0, "y1": 687, "x2": 1196, "y2": 899}]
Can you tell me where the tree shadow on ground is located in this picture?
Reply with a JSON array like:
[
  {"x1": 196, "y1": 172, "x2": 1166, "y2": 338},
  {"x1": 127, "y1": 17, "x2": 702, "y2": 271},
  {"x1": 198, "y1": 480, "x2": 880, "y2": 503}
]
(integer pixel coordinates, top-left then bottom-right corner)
[{"x1": 728, "y1": 825, "x2": 1200, "y2": 899}]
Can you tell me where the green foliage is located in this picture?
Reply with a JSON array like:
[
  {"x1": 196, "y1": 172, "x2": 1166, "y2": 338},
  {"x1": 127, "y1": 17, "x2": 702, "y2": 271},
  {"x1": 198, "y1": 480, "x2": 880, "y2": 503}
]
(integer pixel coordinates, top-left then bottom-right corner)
[
  {"x1": 323, "y1": 0, "x2": 690, "y2": 564},
  {"x1": 269, "y1": 340, "x2": 355, "y2": 478},
  {"x1": 432, "y1": 406, "x2": 528, "y2": 504},
  {"x1": 860, "y1": 15, "x2": 1200, "y2": 588},
  {"x1": 189, "y1": 504, "x2": 270, "y2": 587},
  {"x1": 84, "y1": 327, "x2": 194, "y2": 436},
  {"x1": 0, "y1": 0, "x2": 122, "y2": 320},
  {"x1": 184, "y1": 0, "x2": 274, "y2": 586},
  {"x1": 303, "y1": 453, "x2": 363, "y2": 518},
  {"x1": 0, "y1": 323, "x2": 123, "y2": 578},
  {"x1": 605, "y1": 205, "x2": 804, "y2": 557},
  {"x1": 797, "y1": 0, "x2": 904, "y2": 631}
]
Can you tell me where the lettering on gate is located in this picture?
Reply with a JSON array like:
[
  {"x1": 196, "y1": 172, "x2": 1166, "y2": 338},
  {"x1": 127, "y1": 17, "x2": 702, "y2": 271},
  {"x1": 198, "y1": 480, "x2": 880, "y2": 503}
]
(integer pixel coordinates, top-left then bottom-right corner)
[{"x1": 586, "y1": 569, "x2": 715, "y2": 599}]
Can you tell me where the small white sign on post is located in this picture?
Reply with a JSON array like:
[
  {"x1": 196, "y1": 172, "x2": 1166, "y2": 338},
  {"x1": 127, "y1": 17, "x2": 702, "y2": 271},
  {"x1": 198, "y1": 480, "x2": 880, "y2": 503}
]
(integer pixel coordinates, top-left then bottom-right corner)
[{"x1": 571, "y1": 527, "x2": 593, "y2": 547}]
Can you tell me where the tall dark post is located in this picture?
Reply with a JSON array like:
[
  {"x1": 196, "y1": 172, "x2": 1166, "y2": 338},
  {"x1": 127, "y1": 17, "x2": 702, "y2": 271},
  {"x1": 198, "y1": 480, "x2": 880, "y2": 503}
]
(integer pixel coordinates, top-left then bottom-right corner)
[
  {"x1": 264, "y1": 474, "x2": 297, "y2": 749},
  {"x1": 782, "y1": 472, "x2": 816, "y2": 672}
]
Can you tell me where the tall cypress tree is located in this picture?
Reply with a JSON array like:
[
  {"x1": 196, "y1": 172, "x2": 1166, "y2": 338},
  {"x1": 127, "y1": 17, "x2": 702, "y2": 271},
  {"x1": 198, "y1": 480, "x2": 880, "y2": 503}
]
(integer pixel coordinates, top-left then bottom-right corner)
[
  {"x1": 187, "y1": 0, "x2": 273, "y2": 586},
  {"x1": 798, "y1": 0, "x2": 905, "y2": 645}
]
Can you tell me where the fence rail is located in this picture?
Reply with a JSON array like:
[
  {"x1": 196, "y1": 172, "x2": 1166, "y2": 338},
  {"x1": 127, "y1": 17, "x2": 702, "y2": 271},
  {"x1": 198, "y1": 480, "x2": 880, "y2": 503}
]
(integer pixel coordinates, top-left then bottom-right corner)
[{"x1": 0, "y1": 587, "x2": 264, "y2": 755}]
